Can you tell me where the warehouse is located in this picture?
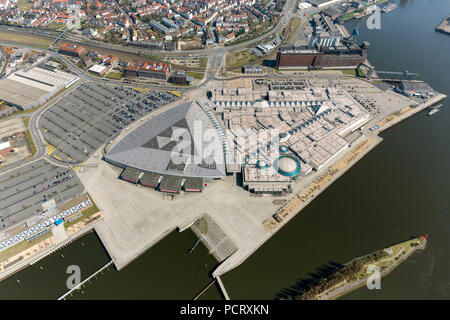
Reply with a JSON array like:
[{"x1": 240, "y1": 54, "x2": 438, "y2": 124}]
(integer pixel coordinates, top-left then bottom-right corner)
[{"x1": 0, "y1": 64, "x2": 79, "y2": 110}]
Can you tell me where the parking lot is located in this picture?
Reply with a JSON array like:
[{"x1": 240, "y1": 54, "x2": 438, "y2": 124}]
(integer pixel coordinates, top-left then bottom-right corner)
[
  {"x1": 0, "y1": 159, "x2": 83, "y2": 231},
  {"x1": 40, "y1": 83, "x2": 179, "y2": 163}
]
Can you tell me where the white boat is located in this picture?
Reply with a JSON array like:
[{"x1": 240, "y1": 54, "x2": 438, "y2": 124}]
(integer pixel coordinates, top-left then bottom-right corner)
[
  {"x1": 382, "y1": 3, "x2": 398, "y2": 13},
  {"x1": 427, "y1": 104, "x2": 442, "y2": 116}
]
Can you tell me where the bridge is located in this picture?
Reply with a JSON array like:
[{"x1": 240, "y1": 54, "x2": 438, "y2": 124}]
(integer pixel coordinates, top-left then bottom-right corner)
[{"x1": 48, "y1": 30, "x2": 68, "y2": 50}]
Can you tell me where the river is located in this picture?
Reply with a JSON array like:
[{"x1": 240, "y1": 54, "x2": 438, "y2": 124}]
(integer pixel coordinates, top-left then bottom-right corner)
[{"x1": 0, "y1": 0, "x2": 448, "y2": 300}]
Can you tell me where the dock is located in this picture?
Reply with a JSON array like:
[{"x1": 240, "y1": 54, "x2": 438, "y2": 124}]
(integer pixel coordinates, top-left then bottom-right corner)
[
  {"x1": 57, "y1": 260, "x2": 114, "y2": 300},
  {"x1": 216, "y1": 275, "x2": 230, "y2": 300}
]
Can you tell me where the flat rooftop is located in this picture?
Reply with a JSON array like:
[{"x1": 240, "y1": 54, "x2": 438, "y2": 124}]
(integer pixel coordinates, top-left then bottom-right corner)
[
  {"x1": 104, "y1": 100, "x2": 226, "y2": 178},
  {"x1": 121, "y1": 167, "x2": 140, "y2": 182},
  {"x1": 184, "y1": 177, "x2": 203, "y2": 191},
  {"x1": 139, "y1": 172, "x2": 160, "y2": 187},
  {"x1": 159, "y1": 175, "x2": 182, "y2": 192}
]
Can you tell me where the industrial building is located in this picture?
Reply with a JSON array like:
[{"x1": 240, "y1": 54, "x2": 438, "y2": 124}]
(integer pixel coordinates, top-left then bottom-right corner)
[
  {"x1": 0, "y1": 63, "x2": 79, "y2": 110},
  {"x1": 150, "y1": 20, "x2": 170, "y2": 34},
  {"x1": 138, "y1": 62, "x2": 171, "y2": 80},
  {"x1": 243, "y1": 164, "x2": 292, "y2": 195},
  {"x1": 170, "y1": 71, "x2": 193, "y2": 85},
  {"x1": 242, "y1": 65, "x2": 263, "y2": 74},
  {"x1": 211, "y1": 85, "x2": 370, "y2": 183},
  {"x1": 307, "y1": 0, "x2": 342, "y2": 7},
  {"x1": 398, "y1": 81, "x2": 434, "y2": 97},
  {"x1": 88, "y1": 64, "x2": 108, "y2": 76},
  {"x1": 58, "y1": 43, "x2": 87, "y2": 58},
  {"x1": 275, "y1": 42, "x2": 369, "y2": 69},
  {"x1": 124, "y1": 61, "x2": 171, "y2": 80}
]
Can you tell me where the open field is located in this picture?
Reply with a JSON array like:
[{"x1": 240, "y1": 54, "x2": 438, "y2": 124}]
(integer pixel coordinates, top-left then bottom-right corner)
[
  {"x1": 0, "y1": 232, "x2": 53, "y2": 264},
  {"x1": 226, "y1": 50, "x2": 276, "y2": 71},
  {"x1": 21, "y1": 117, "x2": 37, "y2": 156},
  {"x1": 282, "y1": 17, "x2": 302, "y2": 44},
  {"x1": 199, "y1": 58, "x2": 208, "y2": 68},
  {"x1": 17, "y1": 0, "x2": 34, "y2": 12},
  {"x1": 188, "y1": 71, "x2": 205, "y2": 80},
  {"x1": 106, "y1": 71, "x2": 123, "y2": 80},
  {"x1": 0, "y1": 30, "x2": 52, "y2": 49},
  {"x1": 227, "y1": 21, "x2": 275, "y2": 46}
]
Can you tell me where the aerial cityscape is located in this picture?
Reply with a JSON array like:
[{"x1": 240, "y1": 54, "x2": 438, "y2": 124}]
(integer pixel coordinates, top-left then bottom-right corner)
[{"x1": 0, "y1": 0, "x2": 448, "y2": 307}]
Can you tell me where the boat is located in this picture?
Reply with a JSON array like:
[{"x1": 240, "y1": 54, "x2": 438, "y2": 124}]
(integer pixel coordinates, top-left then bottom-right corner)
[
  {"x1": 427, "y1": 104, "x2": 442, "y2": 116},
  {"x1": 382, "y1": 3, "x2": 398, "y2": 13}
]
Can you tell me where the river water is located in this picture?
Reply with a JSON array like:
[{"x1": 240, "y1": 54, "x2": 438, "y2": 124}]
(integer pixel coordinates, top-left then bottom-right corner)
[{"x1": 0, "y1": 0, "x2": 448, "y2": 300}]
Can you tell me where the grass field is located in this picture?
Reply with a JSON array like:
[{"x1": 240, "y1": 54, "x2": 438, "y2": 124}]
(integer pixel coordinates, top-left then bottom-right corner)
[
  {"x1": 226, "y1": 49, "x2": 276, "y2": 71},
  {"x1": 340, "y1": 69, "x2": 358, "y2": 76},
  {"x1": 226, "y1": 51, "x2": 253, "y2": 67},
  {"x1": 63, "y1": 199, "x2": 100, "y2": 229},
  {"x1": 0, "y1": 31, "x2": 52, "y2": 49},
  {"x1": 22, "y1": 117, "x2": 37, "y2": 156},
  {"x1": 199, "y1": 58, "x2": 208, "y2": 68},
  {"x1": 17, "y1": 0, "x2": 34, "y2": 11},
  {"x1": 188, "y1": 71, "x2": 204, "y2": 80},
  {"x1": 106, "y1": 71, "x2": 123, "y2": 80},
  {"x1": 44, "y1": 23, "x2": 67, "y2": 32},
  {"x1": 282, "y1": 17, "x2": 302, "y2": 44},
  {"x1": 0, "y1": 232, "x2": 52, "y2": 263}
]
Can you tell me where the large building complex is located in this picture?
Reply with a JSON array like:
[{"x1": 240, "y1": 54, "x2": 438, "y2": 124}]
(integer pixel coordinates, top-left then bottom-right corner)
[
  {"x1": 125, "y1": 61, "x2": 171, "y2": 80},
  {"x1": 104, "y1": 100, "x2": 226, "y2": 183},
  {"x1": 0, "y1": 62, "x2": 79, "y2": 110},
  {"x1": 58, "y1": 43, "x2": 87, "y2": 58},
  {"x1": 106, "y1": 85, "x2": 371, "y2": 195},
  {"x1": 275, "y1": 42, "x2": 370, "y2": 69},
  {"x1": 211, "y1": 86, "x2": 371, "y2": 189}
]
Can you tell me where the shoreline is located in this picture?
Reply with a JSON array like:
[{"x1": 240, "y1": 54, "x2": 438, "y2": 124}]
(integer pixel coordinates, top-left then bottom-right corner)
[
  {"x1": 213, "y1": 92, "x2": 446, "y2": 281},
  {"x1": 0, "y1": 208, "x2": 104, "y2": 282},
  {"x1": 435, "y1": 15, "x2": 450, "y2": 35},
  {"x1": 313, "y1": 236, "x2": 428, "y2": 300},
  {"x1": 0, "y1": 84, "x2": 445, "y2": 292}
]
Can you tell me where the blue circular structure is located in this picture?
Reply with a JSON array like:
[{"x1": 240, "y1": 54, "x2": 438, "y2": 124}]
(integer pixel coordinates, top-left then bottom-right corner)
[
  {"x1": 279, "y1": 145, "x2": 290, "y2": 154},
  {"x1": 256, "y1": 159, "x2": 269, "y2": 170},
  {"x1": 273, "y1": 156, "x2": 301, "y2": 178}
]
